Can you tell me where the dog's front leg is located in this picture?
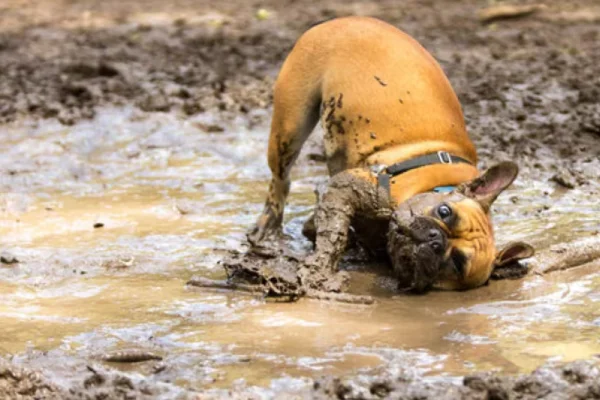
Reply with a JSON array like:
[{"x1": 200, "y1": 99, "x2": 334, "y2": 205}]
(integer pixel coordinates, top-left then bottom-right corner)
[
  {"x1": 299, "y1": 169, "x2": 391, "y2": 291},
  {"x1": 247, "y1": 54, "x2": 322, "y2": 247}
]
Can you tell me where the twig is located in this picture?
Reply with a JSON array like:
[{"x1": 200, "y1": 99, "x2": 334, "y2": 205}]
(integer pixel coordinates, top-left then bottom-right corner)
[
  {"x1": 529, "y1": 235, "x2": 600, "y2": 274},
  {"x1": 101, "y1": 350, "x2": 163, "y2": 363},
  {"x1": 187, "y1": 277, "x2": 374, "y2": 304},
  {"x1": 305, "y1": 290, "x2": 374, "y2": 305},
  {"x1": 187, "y1": 276, "x2": 268, "y2": 294}
]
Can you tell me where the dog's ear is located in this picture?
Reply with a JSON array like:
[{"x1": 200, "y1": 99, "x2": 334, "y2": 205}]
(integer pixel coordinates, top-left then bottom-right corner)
[
  {"x1": 457, "y1": 162, "x2": 519, "y2": 211},
  {"x1": 494, "y1": 241, "x2": 535, "y2": 268}
]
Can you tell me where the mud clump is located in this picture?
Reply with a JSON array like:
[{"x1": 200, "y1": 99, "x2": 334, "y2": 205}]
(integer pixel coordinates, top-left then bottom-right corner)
[
  {"x1": 310, "y1": 359, "x2": 600, "y2": 399},
  {"x1": 550, "y1": 171, "x2": 578, "y2": 189},
  {"x1": 190, "y1": 244, "x2": 372, "y2": 304},
  {"x1": 213, "y1": 248, "x2": 354, "y2": 300},
  {"x1": 3, "y1": 356, "x2": 599, "y2": 399},
  {"x1": 220, "y1": 249, "x2": 303, "y2": 297},
  {"x1": 0, "y1": 358, "x2": 171, "y2": 400},
  {"x1": 66, "y1": 365, "x2": 159, "y2": 399},
  {"x1": 0, "y1": 251, "x2": 19, "y2": 265},
  {"x1": 0, "y1": 358, "x2": 61, "y2": 399},
  {"x1": 490, "y1": 262, "x2": 529, "y2": 280}
]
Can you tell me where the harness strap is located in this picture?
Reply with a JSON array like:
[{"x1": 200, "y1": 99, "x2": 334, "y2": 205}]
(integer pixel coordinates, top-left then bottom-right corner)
[
  {"x1": 375, "y1": 151, "x2": 472, "y2": 194},
  {"x1": 386, "y1": 151, "x2": 472, "y2": 176}
]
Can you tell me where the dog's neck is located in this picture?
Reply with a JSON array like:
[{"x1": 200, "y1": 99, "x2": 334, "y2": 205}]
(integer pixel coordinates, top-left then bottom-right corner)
[{"x1": 387, "y1": 163, "x2": 480, "y2": 205}]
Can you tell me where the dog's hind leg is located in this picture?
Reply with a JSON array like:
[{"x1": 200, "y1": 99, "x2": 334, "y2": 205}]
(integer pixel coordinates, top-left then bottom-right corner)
[{"x1": 247, "y1": 53, "x2": 322, "y2": 246}]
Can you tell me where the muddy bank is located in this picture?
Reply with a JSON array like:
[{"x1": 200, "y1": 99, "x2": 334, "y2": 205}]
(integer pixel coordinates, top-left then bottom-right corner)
[
  {"x1": 309, "y1": 358, "x2": 600, "y2": 400},
  {"x1": 0, "y1": 356, "x2": 171, "y2": 399},
  {"x1": 2, "y1": 356, "x2": 600, "y2": 399},
  {"x1": 0, "y1": 358, "x2": 61, "y2": 399}
]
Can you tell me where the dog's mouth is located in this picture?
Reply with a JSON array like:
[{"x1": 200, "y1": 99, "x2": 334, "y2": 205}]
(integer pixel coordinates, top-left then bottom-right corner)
[{"x1": 387, "y1": 212, "x2": 449, "y2": 293}]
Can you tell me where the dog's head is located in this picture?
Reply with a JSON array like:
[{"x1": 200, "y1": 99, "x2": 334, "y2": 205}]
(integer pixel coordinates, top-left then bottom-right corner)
[{"x1": 387, "y1": 162, "x2": 534, "y2": 293}]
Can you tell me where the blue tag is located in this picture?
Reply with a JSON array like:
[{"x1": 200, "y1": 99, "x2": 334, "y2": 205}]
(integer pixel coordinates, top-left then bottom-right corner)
[{"x1": 433, "y1": 186, "x2": 456, "y2": 193}]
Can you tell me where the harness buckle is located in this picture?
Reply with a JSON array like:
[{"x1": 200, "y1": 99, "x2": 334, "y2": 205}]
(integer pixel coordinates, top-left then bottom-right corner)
[
  {"x1": 437, "y1": 151, "x2": 452, "y2": 164},
  {"x1": 369, "y1": 164, "x2": 388, "y2": 175}
]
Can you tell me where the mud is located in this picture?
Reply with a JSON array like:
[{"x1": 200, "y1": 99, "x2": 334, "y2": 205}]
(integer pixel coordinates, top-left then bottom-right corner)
[
  {"x1": 310, "y1": 359, "x2": 600, "y2": 400},
  {"x1": 0, "y1": 358, "x2": 61, "y2": 399},
  {"x1": 196, "y1": 230, "x2": 600, "y2": 304},
  {"x1": 1, "y1": 356, "x2": 600, "y2": 399},
  {"x1": 1, "y1": 0, "x2": 600, "y2": 398},
  {"x1": 223, "y1": 170, "x2": 396, "y2": 297},
  {"x1": 1, "y1": 0, "x2": 599, "y2": 185},
  {"x1": 221, "y1": 248, "x2": 304, "y2": 297}
]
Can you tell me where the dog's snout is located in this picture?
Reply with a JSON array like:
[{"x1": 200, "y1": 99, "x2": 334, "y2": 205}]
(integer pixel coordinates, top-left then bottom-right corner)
[
  {"x1": 429, "y1": 239, "x2": 443, "y2": 253},
  {"x1": 428, "y1": 229, "x2": 441, "y2": 240},
  {"x1": 427, "y1": 229, "x2": 445, "y2": 254}
]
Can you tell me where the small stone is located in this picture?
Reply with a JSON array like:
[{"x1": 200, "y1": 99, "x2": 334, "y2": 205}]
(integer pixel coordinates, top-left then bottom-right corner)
[
  {"x1": 102, "y1": 256, "x2": 135, "y2": 269},
  {"x1": 550, "y1": 172, "x2": 576, "y2": 189},
  {"x1": 194, "y1": 122, "x2": 225, "y2": 133},
  {"x1": 137, "y1": 92, "x2": 170, "y2": 112},
  {"x1": 1, "y1": 251, "x2": 19, "y2": 264},
  {"x1": 175, "y1": 199, "x2": 196, "y2": 215},
  {"x1": 183, "y1": 100, "x2": 204, "y2": 115},
  {"x1": 152, "y1": 362, "x2": 167, "y2": 374},
  {"x1": 94, "y1": 222, "x2": 104, "y2": 228}
]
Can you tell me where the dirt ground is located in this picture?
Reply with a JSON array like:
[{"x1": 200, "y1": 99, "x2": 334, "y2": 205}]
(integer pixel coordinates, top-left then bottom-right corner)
[
  {"x1": 1, "y1": 0, "x2": 600, "y2": 398},
  {"x1": 1, "y1": 0, "x2": 599, "y2": 186}
]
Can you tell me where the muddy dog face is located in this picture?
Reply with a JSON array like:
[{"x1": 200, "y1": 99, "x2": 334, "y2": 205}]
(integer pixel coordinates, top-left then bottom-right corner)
[{"x1": 387, "y1": 162, "x2": 533, "y2": 292}]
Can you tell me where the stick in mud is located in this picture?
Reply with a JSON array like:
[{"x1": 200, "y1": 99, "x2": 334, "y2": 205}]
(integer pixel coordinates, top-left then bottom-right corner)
[
  {"x1": 305, "y1": 290, "x2": 375, "y2": 305},
  {"x1": 529, "y1": 235, "x2": 600, "y2": 274},
  {"x1": 187, "y1": 276, "x2": 375, "y2": 305},
  {"x1": 100, "y1": 349, "x2": 163, "y2": 363},
  {"x1": 187, "y1": 276, "x2": 268, "y2": 294}
]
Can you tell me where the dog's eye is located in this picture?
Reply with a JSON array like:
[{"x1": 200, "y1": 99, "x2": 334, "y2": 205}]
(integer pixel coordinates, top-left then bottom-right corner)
[{"x1": 437, "y1": 204, "x2": 452, "y2": 219}]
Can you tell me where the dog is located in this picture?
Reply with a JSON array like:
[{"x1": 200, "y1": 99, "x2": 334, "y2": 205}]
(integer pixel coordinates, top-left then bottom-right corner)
[{"x1": 247, "y1": 16, "x2": 533, "y2": 292}]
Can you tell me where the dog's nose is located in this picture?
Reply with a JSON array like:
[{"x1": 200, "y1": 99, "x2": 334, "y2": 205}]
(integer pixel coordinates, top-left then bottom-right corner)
[
  {"x1": 428, "y1": 229, "x2": 442, "y2": 241},
  {"x1": 428, "y1": 229, "x2": 444, "y2": 253}
]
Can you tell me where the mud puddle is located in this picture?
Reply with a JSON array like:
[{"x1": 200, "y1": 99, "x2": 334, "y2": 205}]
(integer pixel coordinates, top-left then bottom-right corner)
[{"x1": 0, "y1": 107, "x2": 599, "y2": 396}]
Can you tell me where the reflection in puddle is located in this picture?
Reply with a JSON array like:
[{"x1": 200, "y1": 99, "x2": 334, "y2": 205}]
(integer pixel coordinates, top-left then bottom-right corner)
[{"x1": 1, "y1": 107, "x2": 599, "y2": 390}]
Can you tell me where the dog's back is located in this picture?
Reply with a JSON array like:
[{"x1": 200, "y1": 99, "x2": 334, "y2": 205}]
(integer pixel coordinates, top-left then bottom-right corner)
[
  {"x1": 277, "y1": 16, "x2": 476, "y2": 175},
  {"x1": 250, "y1": 17, "x2": 478, "y2": 245}
]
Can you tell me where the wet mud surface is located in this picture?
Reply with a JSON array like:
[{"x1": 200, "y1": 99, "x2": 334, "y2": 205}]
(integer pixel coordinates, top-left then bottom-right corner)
[
  {"x1": 1, "y1": 0, "x2": 600, "y2": 398},
  {"x1": 2, "y1": 356, "x2": 600, "y2": 399}
]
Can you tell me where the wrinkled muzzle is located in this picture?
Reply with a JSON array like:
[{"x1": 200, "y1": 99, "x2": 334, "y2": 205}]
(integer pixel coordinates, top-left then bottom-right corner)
[{"x1": 387, "y1": 195, "x2": 449, "y2": 293}]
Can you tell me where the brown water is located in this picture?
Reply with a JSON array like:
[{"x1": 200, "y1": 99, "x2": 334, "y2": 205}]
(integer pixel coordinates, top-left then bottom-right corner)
[{"x1": 1, "y1": 107, "x2": 599, "y2": 392}]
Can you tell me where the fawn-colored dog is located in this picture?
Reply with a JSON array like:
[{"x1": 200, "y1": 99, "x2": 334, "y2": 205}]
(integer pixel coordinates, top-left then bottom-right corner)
[{"x1": 249, "y1": 17, "x2": 533, "y2": 292}]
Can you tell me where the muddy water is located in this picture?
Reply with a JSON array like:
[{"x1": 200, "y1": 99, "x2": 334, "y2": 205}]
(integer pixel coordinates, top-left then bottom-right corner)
[{"x1": 1, "y1": 107, "x2": 599, "y2": 392}]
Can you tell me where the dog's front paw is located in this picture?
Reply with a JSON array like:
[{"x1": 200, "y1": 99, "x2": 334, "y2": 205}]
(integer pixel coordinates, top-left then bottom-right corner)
[
  {"x1": 247, "y1": 207, "x2": 284, "y2": 246},
  {"x1": 298, "y1": 255, "x2": 349, "y2": 292}
]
